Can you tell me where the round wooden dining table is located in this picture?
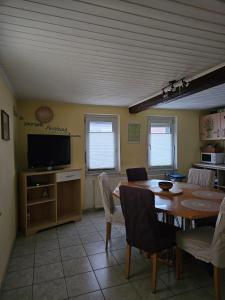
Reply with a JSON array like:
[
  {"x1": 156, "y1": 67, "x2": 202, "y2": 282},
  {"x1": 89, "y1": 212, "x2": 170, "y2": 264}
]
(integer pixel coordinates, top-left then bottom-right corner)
[{"x1": 113, "y1": 179, "x2": 225, "y2": 221}]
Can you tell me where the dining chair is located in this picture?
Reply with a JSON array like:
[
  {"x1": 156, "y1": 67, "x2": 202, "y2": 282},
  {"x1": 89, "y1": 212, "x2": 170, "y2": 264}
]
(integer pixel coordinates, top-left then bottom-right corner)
[
  {"x1": 126, "y1": 167, "x2": 168, "y2": 223},
  {"x1": 126, "y1": 167, "x2": 148, "y2": 181},
  {"x1": 187, "y1": 168, "x2": 215, "y2": 187},
  {"x1": 176, "y1": 197, "x2": 225, "y2": 300},
  {"x1": 187, "y1": 168, "x2": 217, "y2": 228},
  {"x1": 119, "y1": 185, "x2": 177, "y2": 293},
  {"x1": 98, "y1": 172, "x2": 124, "y2": 250}
]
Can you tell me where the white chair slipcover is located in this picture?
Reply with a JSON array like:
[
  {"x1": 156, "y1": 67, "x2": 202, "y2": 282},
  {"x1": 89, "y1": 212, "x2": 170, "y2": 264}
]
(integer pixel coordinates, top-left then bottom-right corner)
[
  {"x1": 176, "y1": 198, "x2": 225, "y2": 299},
  {"x1": 98, "y1": 172, "x2": 124, "y2": 225},
  {"x1": 211, "y1": 198, "x2": 225, "y2": 268},
  {"x1": 176, "y1": 197, "x2": 225, "y2": 268},
  {"x1": 187, "y1": 168, "x2": 215, "y2": 188}
]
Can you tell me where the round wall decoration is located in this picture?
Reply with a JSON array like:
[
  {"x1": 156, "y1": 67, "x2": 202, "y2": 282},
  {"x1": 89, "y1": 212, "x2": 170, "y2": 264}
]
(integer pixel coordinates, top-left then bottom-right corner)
[{"x1": 35, "y1": 106, "x2": 54, "y2": 123}]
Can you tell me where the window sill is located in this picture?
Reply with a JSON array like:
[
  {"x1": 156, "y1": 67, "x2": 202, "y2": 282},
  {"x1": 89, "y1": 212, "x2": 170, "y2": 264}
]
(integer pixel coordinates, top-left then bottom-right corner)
[
  {"x1": 85, "y1": 170, "x2": 122, "y2": 176},
  {"x1": 148, "y1": 168, "x2": 177, "y2": 175}
]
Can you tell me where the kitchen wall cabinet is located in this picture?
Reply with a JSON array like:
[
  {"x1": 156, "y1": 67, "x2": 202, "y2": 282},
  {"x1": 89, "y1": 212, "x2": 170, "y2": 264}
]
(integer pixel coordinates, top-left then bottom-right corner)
[
  {"x1": 200, "y1": 112, "x2": 221, "y2": 140},
  {"x1": 220, "y1": 112, "x2": 225, "y2": 139}
]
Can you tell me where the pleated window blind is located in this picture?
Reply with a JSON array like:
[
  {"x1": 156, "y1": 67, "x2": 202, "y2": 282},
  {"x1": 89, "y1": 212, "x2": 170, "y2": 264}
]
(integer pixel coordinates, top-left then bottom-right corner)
[
  {"x1": 148, "y1": 116, "x2": 176, "y2": 170},
  {"x1": 85, "y1": 115, "x2": 119, "y2": 171}
]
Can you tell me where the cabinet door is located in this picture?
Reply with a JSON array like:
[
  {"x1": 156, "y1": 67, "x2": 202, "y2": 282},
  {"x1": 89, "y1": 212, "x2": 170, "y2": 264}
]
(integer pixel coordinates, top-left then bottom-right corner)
[
  {"x1": 220, "y1": 112, "x2": 225, "y2": 139},
  {"x1": 200, "y1": 113, "x2": 221, "y2": 140}
]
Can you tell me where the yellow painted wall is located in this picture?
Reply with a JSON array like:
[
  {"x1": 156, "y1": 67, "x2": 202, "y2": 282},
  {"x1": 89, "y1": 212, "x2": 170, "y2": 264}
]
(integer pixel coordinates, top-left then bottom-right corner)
[
  {"x1": 17, "y1": 100, "x2": 201, "y2": 207},
  {"x1": 0, "y1": 71, "x2": 17, "y2": 287}
]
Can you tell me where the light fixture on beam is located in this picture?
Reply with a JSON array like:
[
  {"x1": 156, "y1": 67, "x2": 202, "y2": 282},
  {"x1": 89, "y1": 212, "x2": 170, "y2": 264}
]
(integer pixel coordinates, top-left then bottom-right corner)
[
  {"x1": 162, "y1": 88, "x2": 167, "y2": 99},
  {"x1": 161, "y1": 78, "x2": 189, "y2": 99},
  {"x1": 130, "y1": 65, "x2": 225, "y2": 113},
  {"x1": 181, "y1": 78, "x2": 189, "y2": 88},
  {"x1": 169, "y1": 80, "x2": 177, "y2": 92}
]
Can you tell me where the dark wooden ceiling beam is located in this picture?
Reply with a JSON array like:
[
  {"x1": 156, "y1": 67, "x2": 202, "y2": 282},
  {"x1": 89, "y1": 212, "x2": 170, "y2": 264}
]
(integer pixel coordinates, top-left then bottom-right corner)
[{"x1": 129, "y1": 65, "x2": 225, "y2": 113}]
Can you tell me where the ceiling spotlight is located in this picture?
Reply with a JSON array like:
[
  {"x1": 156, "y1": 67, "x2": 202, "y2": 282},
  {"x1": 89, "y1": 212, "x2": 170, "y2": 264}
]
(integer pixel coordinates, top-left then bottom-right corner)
[
  {"x1": 161, "y1": 77, "x2": 189, "y2": 100},
  {"x1": 162, "y1": 88, "x2": 167, "y2": 98},
  {"x1": 181, "y1": 78, "x2": 189, "y2": 88},
  {"x1": 169, "y1": 80, "x2": 177, "y2": 92}
]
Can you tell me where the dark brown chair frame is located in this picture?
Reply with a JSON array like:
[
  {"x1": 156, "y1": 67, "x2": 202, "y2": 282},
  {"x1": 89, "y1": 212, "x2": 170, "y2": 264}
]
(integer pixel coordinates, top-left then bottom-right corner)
[
  {"x1": 126, "y1": 167, "x2": 148, "y2": 182},
  {"x1": 119, "y1": 185, "x2": 177, "y2": 293}
]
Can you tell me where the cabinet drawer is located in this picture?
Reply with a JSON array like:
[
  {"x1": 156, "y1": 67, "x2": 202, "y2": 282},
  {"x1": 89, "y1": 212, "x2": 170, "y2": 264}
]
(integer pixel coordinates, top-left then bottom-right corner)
[{"x1": 56, "y1": 170, "x2": 81, "y2": 182}]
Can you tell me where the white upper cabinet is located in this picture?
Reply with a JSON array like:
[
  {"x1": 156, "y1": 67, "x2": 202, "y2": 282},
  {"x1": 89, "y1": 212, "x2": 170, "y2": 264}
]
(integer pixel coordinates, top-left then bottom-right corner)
[
  {"x1": 220, "y1": 112, "x2": 225, "y2": 139},
  {"x1": 200, "y1": 113, "x2": 221, "y2": 140}
]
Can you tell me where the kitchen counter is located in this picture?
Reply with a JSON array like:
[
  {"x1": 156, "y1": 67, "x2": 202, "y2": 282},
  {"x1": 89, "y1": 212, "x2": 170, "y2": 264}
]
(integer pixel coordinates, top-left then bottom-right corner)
[
  {"x1": 192, "y1": 163, "x2": 225, "y2": 190},
  {"x1": 193, "y1": 163, "x2": 225, "y2": 170}
]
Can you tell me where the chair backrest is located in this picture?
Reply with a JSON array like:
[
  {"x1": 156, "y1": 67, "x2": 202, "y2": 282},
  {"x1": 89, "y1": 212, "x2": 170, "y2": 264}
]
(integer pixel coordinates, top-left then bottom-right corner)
[
  {"x1": 210, "y1": 197, "x2": 225, "y2": 268},
  {"x1": 98, "y1": 172, "x2": 115, "y2": 221},
  {"x1": 187, "y1": 168, "x2": 215, "y2": 187},
  {"x1": 126, "y1": 167, "x2": 148, "y2": 181},
  {"x1": 119, "y1": 185, "x2": 160, "y2": 252}
]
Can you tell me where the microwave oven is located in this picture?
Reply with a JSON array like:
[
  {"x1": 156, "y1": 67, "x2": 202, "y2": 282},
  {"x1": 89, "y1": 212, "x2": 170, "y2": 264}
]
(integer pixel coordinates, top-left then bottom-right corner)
[{"x1": 201, "y1": 152, "x2": 224, "y2": 164}]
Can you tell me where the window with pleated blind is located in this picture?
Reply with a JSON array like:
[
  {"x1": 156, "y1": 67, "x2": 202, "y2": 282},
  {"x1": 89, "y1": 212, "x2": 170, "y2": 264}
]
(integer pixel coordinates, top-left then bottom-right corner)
[
  {"x1": 85, "y1": 115, "x2": 119, "y2": 171},
  {"x1": 148, "y1": 116, "x2": 177, "y2": 169}
]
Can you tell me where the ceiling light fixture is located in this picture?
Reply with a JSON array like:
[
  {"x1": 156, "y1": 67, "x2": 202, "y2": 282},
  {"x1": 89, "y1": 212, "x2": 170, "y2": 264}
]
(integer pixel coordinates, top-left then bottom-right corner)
[
  {"x1": 162, "y1": 88, "x2": 167, "y2": 99},
  {"x1": 161, "y1": 78, "x2": 189, "y2": 99},
  {"x1": 181, "y1": 78, "x2": 189, "y2": 88},
  {"x1": 169, "y1": 80, "x2": 177, "y2": 92}
]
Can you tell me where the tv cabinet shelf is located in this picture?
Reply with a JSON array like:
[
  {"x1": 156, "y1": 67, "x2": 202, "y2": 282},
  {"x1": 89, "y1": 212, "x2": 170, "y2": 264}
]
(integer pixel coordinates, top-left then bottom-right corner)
[
  {"x1": 20, "y1": 169, "x2": 82, "y2": 236},
  {"x1": 27, "y1": 220, "x2": 57, "y2": 234},
  {"x1": 57, "y1": 213, "x2": 81, "y2": 224},
  {"x1": 27, "y1": 198, "x2": 55, "y2": 206},
  {"x1": 27, "y1": 183, "x2": 55, "y2": 189}
]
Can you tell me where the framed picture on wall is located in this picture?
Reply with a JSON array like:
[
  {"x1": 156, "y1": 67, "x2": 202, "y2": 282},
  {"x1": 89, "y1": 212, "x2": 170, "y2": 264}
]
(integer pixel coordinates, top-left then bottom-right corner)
[
  {"x1": 1, "y1": 110, "x2": 10, "y2": 141},
  {"x1": 128, "y1": 123, "x2": 141, "y2": 143}
]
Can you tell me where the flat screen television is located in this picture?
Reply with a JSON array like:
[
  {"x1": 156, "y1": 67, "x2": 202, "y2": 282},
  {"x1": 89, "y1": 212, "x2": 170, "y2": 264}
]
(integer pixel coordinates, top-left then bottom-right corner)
[{"x1": 28, "y1": 134, "x2": 71, "y2": 169}]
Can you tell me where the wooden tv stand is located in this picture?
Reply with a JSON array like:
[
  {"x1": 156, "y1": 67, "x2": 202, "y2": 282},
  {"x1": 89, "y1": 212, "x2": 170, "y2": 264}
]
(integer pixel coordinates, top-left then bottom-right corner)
[{"x1": 19, "y1": 169, "x2": 82, "y2": 235}]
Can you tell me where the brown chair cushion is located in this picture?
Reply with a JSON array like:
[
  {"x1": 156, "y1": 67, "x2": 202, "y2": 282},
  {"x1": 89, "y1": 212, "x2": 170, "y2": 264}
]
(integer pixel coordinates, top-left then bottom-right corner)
[{"x1": 119, "y1": 185, "x2": 177, "y2": 253}]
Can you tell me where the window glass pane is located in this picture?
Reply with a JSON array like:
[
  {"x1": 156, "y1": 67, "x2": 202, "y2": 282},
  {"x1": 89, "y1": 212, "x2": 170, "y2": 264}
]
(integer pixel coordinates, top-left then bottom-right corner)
[
  {"x1": 151, "y1": 127, "x2": 167, "y2": 134},
  {"x1": 151, "y1": 123, "x2": 171, "y2": 134},
  {"x1": 90, "y1": 121, "x2": 112, "y2": 133}
]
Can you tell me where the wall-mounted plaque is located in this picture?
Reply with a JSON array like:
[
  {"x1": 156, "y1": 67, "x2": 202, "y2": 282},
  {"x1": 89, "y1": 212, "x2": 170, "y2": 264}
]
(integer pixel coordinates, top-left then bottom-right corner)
[
  {"x1": 35, "y1": 106, "x2": 54, "y2": 124},
  {"x1": 1, "y1": 110, "x2": 10, "y2": 141},
  {"x1": 128, "y1": 123, "x2": 141, "y2": 143}
]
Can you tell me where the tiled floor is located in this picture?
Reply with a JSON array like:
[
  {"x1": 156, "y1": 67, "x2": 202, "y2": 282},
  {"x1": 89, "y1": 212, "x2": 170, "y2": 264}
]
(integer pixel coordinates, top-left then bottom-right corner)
[{"x1": 1, "y1": 210, "x2": 224, "y2": 300}]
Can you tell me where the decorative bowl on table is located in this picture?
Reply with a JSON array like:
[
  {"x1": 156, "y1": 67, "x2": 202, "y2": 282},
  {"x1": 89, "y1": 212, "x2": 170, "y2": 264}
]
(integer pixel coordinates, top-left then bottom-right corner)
[{"x1": 159, "y1": 181, "x2": 173, "y2": 191}]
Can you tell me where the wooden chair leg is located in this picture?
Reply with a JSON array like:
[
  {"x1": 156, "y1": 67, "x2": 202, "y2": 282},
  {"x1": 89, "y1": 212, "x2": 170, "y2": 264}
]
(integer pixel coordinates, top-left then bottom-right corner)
[
  {"x1": 163, "y1": 212, "x2": 166, "y2": 222},
  {"x1": 181, "y1": 217, "x2": 184, "y2": 230},
  {"x1": 176, "y1": 246, "x2": 182, "y2": 280},
  {"x1": 213, "y1": 266, "x2": 221, "y2": 300},
  {"x1": 151, "y1": 253, "x2": 158, "y2": 293},
  {"x1": 166, "y1": 215, "x2": 174, "y2": 226},
  {"x1": 125, "y1": 244, "x2": 131, "y2": 279},
  {"x1": 184, "y1": 219, "x2": 192, "y2": 230},
  {"x1": 105, "y1": 222, "x2": 111, "y2": 250}
]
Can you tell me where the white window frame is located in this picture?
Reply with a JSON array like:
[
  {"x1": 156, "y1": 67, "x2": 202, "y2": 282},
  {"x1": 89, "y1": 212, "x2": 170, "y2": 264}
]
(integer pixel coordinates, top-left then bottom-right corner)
[
  {"x1": 148, "y1": 116, "x2": 177, "y2": 171},
  {"x1": 85, "y1": 114, "x2": 120, "y2": 173}
]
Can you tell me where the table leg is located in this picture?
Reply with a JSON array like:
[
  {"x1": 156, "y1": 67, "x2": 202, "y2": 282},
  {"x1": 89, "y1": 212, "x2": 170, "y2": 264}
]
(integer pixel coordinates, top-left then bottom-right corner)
[
  {"x1": 165, "y1": 214, "x2": 175, "y2": 261},
  {"x1": 184, "y1": 219, "x2": 192, "y2": 230},
  {"x1": 166, "y1": 214, "x2": 174, "y2": 225}
]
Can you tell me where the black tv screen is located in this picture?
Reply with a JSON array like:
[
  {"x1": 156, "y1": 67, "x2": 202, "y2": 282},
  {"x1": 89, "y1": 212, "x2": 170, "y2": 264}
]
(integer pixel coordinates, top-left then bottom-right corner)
[{"x1": 28, "y1": 134, "x2": 71, "y2": 169}]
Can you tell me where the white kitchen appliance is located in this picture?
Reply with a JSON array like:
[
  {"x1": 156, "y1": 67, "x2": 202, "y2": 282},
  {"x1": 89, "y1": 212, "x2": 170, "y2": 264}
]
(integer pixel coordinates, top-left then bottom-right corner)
[{"x1": 201, "y1": 152, "x2": 224, "y2": 164}]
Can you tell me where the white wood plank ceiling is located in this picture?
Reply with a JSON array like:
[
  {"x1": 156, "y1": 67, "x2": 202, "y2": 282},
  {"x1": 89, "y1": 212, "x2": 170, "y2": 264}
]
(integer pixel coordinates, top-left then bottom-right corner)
[{"x1": 0, "y1": 0, "x2": 225, "y2": 107}]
